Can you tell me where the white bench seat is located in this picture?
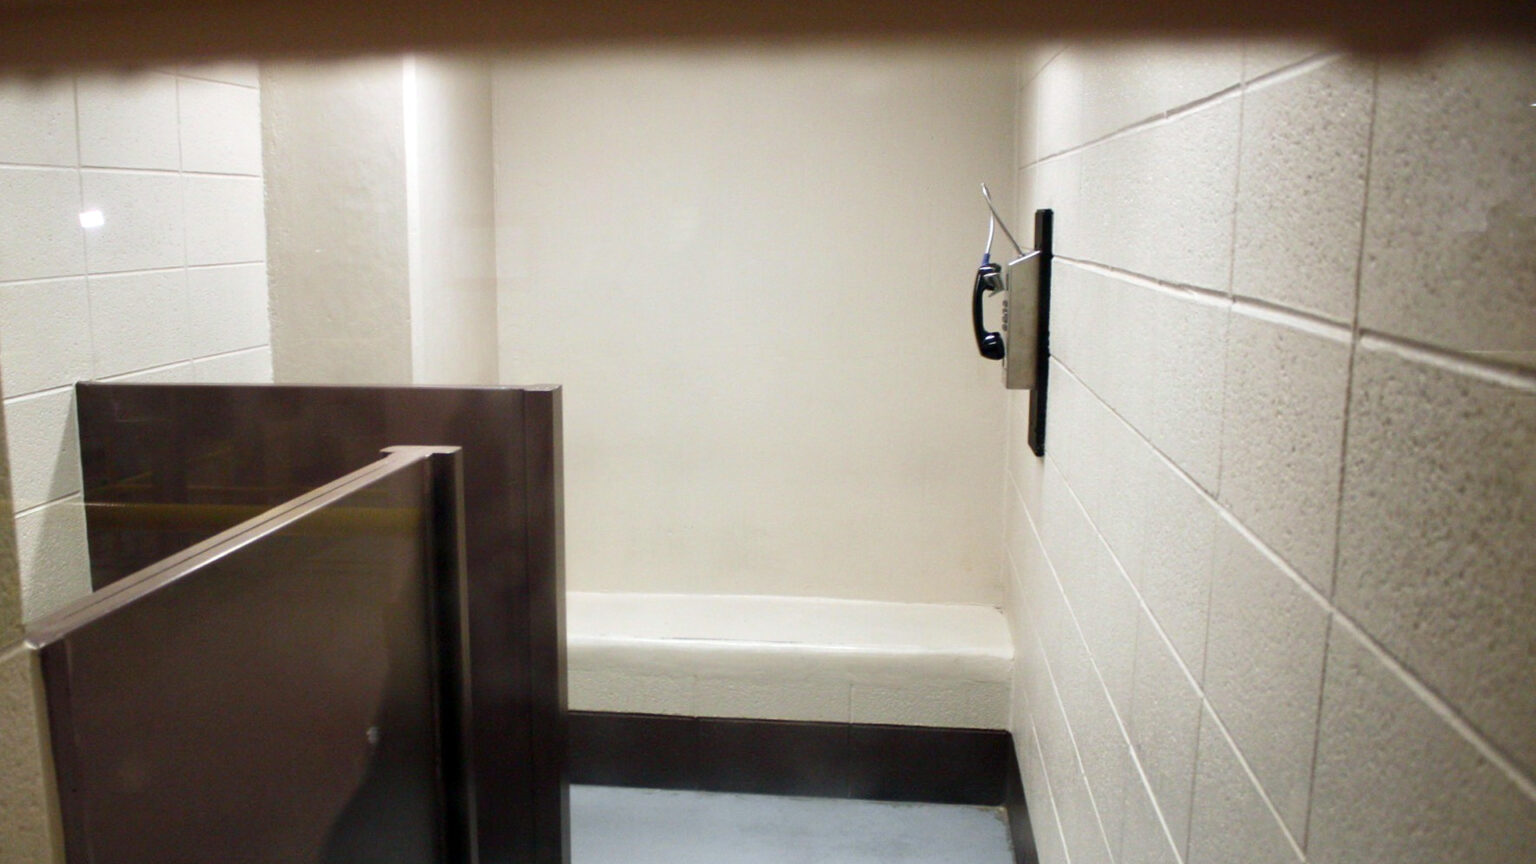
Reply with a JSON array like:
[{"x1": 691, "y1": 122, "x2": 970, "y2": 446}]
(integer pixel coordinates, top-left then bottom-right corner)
[{"x1": 566, "y1": 592, "x2": 1013, "y2": 729}]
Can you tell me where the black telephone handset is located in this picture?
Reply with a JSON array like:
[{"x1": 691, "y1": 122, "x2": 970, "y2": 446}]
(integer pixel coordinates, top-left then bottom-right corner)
[{"x1": 972, "y1": 261, "x2": 1005, "y2": 360}]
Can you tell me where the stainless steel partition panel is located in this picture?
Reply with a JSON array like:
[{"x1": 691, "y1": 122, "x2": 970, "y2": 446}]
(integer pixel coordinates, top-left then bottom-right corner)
[{"x1": 26, "y1": 447, "x2": 474, "y2": 864}]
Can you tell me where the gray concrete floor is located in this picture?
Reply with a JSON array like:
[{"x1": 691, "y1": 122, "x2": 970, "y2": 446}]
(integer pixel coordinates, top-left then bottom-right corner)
[{"x1": 570, "y1": 785, "x2": 1013, "y2": 864}]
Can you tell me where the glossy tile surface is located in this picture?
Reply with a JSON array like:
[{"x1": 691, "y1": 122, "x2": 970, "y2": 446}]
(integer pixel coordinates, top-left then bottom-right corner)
[{"x1": 571, "y1": 785, "x2": 1012, "y2": 864}]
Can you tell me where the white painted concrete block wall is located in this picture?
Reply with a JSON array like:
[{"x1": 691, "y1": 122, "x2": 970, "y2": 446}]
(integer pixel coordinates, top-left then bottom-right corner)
[
  {"x1": 0, "y1": 64, "x2": 272, "y2": 621},
  {"x1": 263, "y1": 58, "x2": 413, "y2": 385},
  {"x1": 1007, "y1": 44, "x2": 1536, "y2": 864},
  {"x1": 405, "y1": 57, "x2": 499, "y2": 386},
  {"x1": 492, "y1": 47, "x2": 1015, "y2": 604},
  {"x1": 0, "y1": 341, "x2": 64, "y2": 864},
  {"x1": 263, "y1": 56, "x2": 499, "y2": 386}
]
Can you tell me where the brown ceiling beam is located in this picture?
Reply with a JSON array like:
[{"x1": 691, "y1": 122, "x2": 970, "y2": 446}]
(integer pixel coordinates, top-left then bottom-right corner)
[{"x1": 0, "y1": 0, "x2": 1531, "y2": 72}]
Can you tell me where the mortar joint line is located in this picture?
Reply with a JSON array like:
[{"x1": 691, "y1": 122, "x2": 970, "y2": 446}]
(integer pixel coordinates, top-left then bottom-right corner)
[
  {"x1": 0, "y1": 274, "x2": 87, "y2": 289},
  {"x1": 1048, "y1": 356, "x2": 1325, "y2": 606},
  {"x1": 1019, "y1": 47, "x2": 1064, "y2": 93},
  {"x1": 175, "y1": 70, "x2": 259, "y2": 91},
  {"x1": 1049, "y1": 481, "x2": 1314, "y2": 851},
  {"x1": 1039, "y1": 622, "x2": 1122, "y2": 864},
  {"x1": 1028, "y1": 83, "x2": 1245, "y2": 169},
  {"x1": 2, "y1": 383, "x2": 78, "y2": 404},
  {"x1": 1228, "y1": 296, "x2": 1353, "y2": 341},
  {"x1": 1216, "y1": 61, "x2": 1246, "y2": 517},
  {"x1": 68, "y1": 72, "x2": 100, "y2": 527},
  {"x1": 1021, "y1": 459, "x2": 1193, "y2": 864},
  {"x1": 1303, "y1": 56, "x2": 1380, "y2": 854},
  {"x1": 1036, "y1": 446, "x2": 1255, "y2": 859},
  {"x1": 1195, "y1": 697, "x2": 1311, "y2": 861},
  {"x1": 1058, "y1": 256, "x2": 1361, "y2": 345},
  {"x1": 71, "y1": 166, "x2": 258, "y2": 180},
  {"x1": 1183, "y1": 698, "x2": 1206, "y2": 861},
  {"x1": 1327, "y1": 611, "x2": 1536, "y2": 802},
  {"x1": 1025, "y1": 711, "x2": 1076, "y2": 864},
  {"x1": 1241, "y1": 52, "x2": 1341, "y2": 94},
  {"x1": 1058, "y1": 256, "x2": 1534, "y2": 386},
  {"x1": 1048, "y1": 351, "x2": 1536, "y2": 804},
  {"x1": 1355, "y1": 330, "x2": 1536, "y2": 390},
  {"x1": 0, "y1": 158, "x2": 77, "y2": 170},
  {"x1": 1054, "y1": 257, "x2": 1230, "y2": 307},
  {"x1": 1016, "y1": 494, "x2": 1125, "y2": 863},
  {"x1": 1016, "y1": 465, "x2": 1192, "y2": 864},
  {"x1": 1228, "y1": 67, "x2": 1245, "y2": 306},
  {"x1": 11, "y1": 491, "x2": 82, "y2": 521},
  {"x1": 1041, "y1": 440, "x2": 1203, "y2": 696},
  {"x1": 1026, "y1": 52, "x2": 1337, "y2": 172}
]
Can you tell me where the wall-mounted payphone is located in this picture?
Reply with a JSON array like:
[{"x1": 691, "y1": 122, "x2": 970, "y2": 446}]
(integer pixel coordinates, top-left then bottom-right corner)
[{"x1": 972, "y1": 186, "x2": 1053, "y2": 456}]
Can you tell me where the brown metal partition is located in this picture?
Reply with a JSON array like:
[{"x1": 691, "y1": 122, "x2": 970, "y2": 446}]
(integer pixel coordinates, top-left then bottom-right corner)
[
  {"x1": 26, "y1": 446, "x2": 474, "y2": 863},
  {"x1": 73, "y1": 383, "x2": 567, "y2": 864}
]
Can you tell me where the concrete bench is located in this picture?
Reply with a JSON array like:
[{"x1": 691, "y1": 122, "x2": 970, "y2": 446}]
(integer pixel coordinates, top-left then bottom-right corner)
[{"x1": 567, "y1": 592, "x2": 1013, "y2": 729}]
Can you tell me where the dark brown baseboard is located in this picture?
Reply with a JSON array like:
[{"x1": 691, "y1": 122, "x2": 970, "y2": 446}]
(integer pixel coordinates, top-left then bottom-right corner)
[
  {"x1": 1004, "y1": 744, "x2": 1040, "y2": 864},
  {"x1": 569, "y1": 711, "x2": 1038, "y2": 863}
]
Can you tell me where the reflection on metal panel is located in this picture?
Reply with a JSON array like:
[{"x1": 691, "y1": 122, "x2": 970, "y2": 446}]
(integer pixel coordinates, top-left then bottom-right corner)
[
  {"x1": 74, "y1": 382, "x2": 566, "y2": 864},
  {"x1": 26, "y1": 448, "x2": 473, "y2": 864}
]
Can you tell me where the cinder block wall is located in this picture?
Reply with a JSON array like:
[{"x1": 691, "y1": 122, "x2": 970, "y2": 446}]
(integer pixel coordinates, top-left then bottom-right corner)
[
  {"x1": 1006, "y1": 44, "x2": 1536, "y2": 863},
  {"x1": 0, "y1": 395, "x2": 60, "y2": 864},
  {"x1": 0, "y1": 64, "x2": 273, "y2": 621}
]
